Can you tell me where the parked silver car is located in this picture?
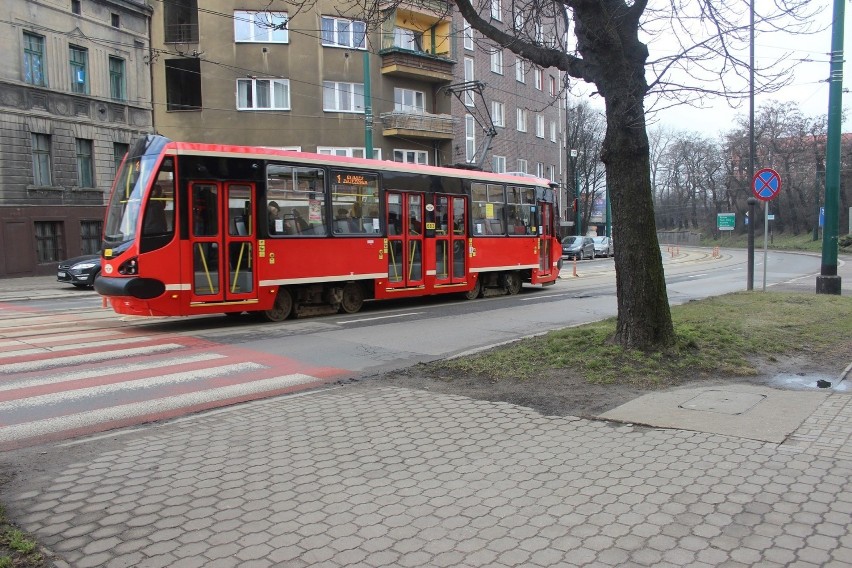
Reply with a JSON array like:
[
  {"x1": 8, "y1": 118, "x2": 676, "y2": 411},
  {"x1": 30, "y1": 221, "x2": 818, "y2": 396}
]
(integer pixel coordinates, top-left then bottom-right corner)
[
  {"x1": 592, "y1": 236, "x2": 614, "y2": 257},
  {"x1": 561, "y1": 236, "x2": 596, "y2": 260}
]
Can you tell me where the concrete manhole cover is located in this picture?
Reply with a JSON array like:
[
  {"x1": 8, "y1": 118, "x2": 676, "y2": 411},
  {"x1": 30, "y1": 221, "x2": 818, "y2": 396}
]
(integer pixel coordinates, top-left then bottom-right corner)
[{"x1": 678, "y1": 390, "x2": 766, "y2": 415}]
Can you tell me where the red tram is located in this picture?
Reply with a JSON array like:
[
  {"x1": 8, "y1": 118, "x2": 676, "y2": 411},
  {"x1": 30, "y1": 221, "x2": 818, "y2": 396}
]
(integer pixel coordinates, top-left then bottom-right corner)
[{"x1": 95, "y1": 135, "x2": 562, "y2": 321}]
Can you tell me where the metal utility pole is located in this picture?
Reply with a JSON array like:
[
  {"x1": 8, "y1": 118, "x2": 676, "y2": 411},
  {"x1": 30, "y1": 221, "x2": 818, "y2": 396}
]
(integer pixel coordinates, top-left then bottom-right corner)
[
  {"x1": 817, "y1": 0, "x2": 844, "y2": 294},
  {"x1": 570, "y1": 149, "x2": 580, "y2": 236},
  {"x1": 363, "y1": 51, "x2": 373, "y2": 159}
]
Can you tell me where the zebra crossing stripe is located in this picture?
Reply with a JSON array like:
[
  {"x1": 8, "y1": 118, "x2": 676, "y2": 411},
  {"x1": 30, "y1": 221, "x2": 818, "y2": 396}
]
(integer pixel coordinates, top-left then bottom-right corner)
[
  {"x1": 0, "y1": 343, "x2": 187, "y2": 374},
  {"x1": 0, "y1": 373, "x2": 321, "y2": 443}
]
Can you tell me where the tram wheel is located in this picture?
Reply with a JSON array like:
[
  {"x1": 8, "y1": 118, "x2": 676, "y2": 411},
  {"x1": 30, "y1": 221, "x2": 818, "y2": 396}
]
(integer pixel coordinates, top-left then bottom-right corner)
[
  {"x1": 505, "y1": 272, "x2": 522, "y2": 295},
  {"x1": 262, "y1": 288, "x2": 293, "y2": 322},
  {"x1": 340, "y1": 282, "x2": 364, "y2": 314},
  {"x1": 463, "y1": 277, "x2": 482, "y2": 300}
]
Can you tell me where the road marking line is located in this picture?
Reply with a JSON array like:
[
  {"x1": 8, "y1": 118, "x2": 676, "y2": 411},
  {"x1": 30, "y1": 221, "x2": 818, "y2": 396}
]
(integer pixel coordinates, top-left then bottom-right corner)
[{"x1": 337, "y1": 312, "x2": 423, "y2": 324}]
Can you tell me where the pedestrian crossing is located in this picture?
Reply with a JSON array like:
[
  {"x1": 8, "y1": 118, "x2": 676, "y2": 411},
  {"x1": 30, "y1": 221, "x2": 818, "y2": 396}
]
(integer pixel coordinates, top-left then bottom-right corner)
[{"x1": 0, "y1": 317, "x2": 345, "y2": 450}]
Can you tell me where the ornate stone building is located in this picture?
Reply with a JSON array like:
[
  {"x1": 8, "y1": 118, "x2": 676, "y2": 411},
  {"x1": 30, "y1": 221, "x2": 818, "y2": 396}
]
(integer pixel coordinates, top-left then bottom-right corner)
[{"x1": 0, "y1": 0, "x2": 152, "y2": 277}]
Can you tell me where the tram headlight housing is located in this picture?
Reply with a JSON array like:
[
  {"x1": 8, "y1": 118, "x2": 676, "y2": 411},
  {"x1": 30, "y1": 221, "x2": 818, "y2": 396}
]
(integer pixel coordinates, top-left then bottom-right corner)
[{"x1": 118, "y1": 257, "x2": 138, "y2": 275}]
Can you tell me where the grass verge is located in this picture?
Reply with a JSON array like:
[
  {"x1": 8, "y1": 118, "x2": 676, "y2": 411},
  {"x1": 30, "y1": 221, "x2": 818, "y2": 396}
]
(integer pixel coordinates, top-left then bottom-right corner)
[
  {"x1": 0, "y1": 505, "x2": 45, "y2": 568},
  {"x1": 439, "y1": 292, "x2": 852, "y2": 388}
]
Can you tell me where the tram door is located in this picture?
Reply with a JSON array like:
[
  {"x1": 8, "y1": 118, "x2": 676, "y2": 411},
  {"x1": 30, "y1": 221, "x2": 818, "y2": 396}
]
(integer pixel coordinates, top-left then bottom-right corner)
[
  {"x1": 538, "y1": 201, "x2": 553, "y2": 275},
  {"x1": 386, "y1": 192, "x2": 424, "y2": 288},
  {"x1": 189, "y1": 182, "x2": 257, "y2": 302},
  {"x1": 434, "y1": 195, "x2": 468, "y2": 284}
]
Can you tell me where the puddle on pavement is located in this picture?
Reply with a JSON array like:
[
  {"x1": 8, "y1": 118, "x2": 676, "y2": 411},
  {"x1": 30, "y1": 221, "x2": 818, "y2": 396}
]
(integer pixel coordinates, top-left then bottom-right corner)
[{"x1": 769, "y1": 373, "x2": 848, "y2": 392}]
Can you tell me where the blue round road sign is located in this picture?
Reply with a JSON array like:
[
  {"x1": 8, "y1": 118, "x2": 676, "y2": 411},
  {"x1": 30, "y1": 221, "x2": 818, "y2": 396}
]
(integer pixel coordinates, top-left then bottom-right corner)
[{"x1": 752, "y1": 168, "x2": 781, "y2": 201}]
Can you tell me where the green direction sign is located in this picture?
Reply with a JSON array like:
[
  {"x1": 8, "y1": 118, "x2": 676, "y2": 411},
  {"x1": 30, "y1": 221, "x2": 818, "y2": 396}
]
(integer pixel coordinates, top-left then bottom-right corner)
[{"x1": 717, "y1": 213, "x2": 735, "y2": 231}]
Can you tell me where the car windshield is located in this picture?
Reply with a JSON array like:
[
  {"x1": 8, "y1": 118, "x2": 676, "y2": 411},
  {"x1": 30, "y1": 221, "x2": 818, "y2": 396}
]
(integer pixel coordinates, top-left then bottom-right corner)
[
  {"x1": 561, "y1": 236, "x2": 578, "y2": 245},
  {"x1": 592, "y1": 237, "x2": 606, "y2": 243}
]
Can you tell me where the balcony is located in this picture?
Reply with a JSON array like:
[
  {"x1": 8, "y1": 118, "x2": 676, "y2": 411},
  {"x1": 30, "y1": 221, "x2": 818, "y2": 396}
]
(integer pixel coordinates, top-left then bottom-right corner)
[
  {"x1": 380, "y1": 112, "x2": 456, "y2": 140},
  {"x1": 379, "y1": 48, "x2": 455, "y2": 83}
]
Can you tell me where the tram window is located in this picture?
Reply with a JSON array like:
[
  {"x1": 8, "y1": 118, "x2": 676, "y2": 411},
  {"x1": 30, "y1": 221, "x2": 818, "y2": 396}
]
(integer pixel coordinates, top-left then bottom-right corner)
[
  {"x1": 267, "y1": 165, "x2": 326, "y2": 236},
  {"x1": 507, "y1": 186, "x2": 535, "y2": 235},
  {"x1": 471, "y1": 183, "x2": 505, "y2": 235},
  {"x1": 331, "y1": 171, "x2": 378, "y2": 235},
  {"x1": 142, "y1": 172, "x2": 175, "y2": 237}
]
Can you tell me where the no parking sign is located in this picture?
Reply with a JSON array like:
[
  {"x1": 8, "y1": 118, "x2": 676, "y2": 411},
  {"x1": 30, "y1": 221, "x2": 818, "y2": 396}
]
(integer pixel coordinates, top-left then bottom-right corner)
[{"x1": 752, "y1": 168, "x2": 781, "y2": 201}]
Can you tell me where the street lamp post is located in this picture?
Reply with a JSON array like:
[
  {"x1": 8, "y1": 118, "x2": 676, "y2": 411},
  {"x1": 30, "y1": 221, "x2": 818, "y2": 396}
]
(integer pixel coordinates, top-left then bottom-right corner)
[{"x1": 570, "y1": 149, "x2": 580, "y2": 236}]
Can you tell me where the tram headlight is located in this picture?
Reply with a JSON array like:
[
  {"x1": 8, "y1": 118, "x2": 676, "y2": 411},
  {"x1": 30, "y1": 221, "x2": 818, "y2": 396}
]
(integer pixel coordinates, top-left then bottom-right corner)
[{"x1": 118, "y1": 257, "x2": 139, "y2": 275}]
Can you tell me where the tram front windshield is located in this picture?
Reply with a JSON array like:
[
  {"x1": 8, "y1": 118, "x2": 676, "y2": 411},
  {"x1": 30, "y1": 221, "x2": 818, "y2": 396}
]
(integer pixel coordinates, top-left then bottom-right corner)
[{"x1": 103, "y1": 136, "x2": 169, "y2": 249}]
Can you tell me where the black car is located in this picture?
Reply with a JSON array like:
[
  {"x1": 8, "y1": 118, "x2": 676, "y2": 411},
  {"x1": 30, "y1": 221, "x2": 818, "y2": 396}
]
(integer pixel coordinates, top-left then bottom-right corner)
[{"x1": 57, "y1": 254, "x2": 101, "y2": 288}]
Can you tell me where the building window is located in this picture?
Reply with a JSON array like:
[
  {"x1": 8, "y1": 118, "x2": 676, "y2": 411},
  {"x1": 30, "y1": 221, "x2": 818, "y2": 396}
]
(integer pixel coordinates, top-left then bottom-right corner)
[
  {"x1": 321, "y1": 16, "x2": 366, "y2": 49},
  {"x1": 75, "y1": 138, "x2": 94, "y2": 188},
  {"x1": 516, "y1": 158, "x2": 527, "y2": 173},
  {"x1": 322, "y1": 81, "x2": 364, "y2": 113},
  {"x1": 547, "y1": 164, "x2": 556, "y2": 180},
  {"x1": 166, "y1": 59, "x2": 202, "y2": 110},
  {"x1": 111, "y1": 13, "x2": 120, "y2": 28},
  {"x1": 234, "y1": 11, "x2": 289, "y2": 43},
  {"x1": 549, "y1": 75, "x2": 557, "y2": 97},
  {"x1": 513, "y1": 11, "x2": 524, "y2": 31},
  {"x1": 238, "y1": 78, "x2": 290, "y2": 110},
  {"x1": 35, "y1": 221, "x2": 64, "y2": 263},
  {"x1": 516, "y1": 108, "x2": 527, "y2": 132},
  {"x1": 164, "y1": 0, "x2": 199, "y2": 43},
  {"x1": 463, "y1": 20, "x2": 473, "y2": 50},
  {"x1": 535, "y1": 114, "x2": 545, "y2": 138},
  {"x1": 490, "y1": 49, "x2": 503, "y2": 74},
  {"x1": 109, "y1": 56, "x2": 125, "y2": 101},
  {"x1": 493, "y1": 155, "x2": 506, "y2": 173},
  {"x1": 71, "y1": 0, "x2": 81, "y2": 15},
  {"x1": 534, "y1": 68, "x2": 543, "y2": 90},
  {"x1": 465, "y1": 114, "x2": 476, "y2": 163},
  {"x1": 31, "y1": 133, "x2": 52, "y2": 187},
  {"x1": 492, "y1": 101, "x2": 505, "y2": 127},
  {"x1": 394, "y1": 149, "x2": 428, "y2": 164},
  {"x1": 113, "y1": 142, "x2": 128, "y2": 174},
  {"x1": 464, "y1": 58, "x2": 475, "y2": 106},
  {"x1": 393, "y1": 28, "x2": 423, "y2": 51},
  {"x1": 317, "y1": 147, "x2": 381, "y2": 159},
  {"x1": 23, "y1": 32, "x2": 46, "y2": 86},
  {"x1": 394, "y1": 88, "x2": 424, "y2": 113},
  {"x1": 490, "y1": 0, "x2": 502, "y2": 21},
  {"x1": 81, "y1": 220, "x2": 102, "y2": 255},
  {"x1": 69, "y1": 45, "x2": 88, "y2": 94},
  {"x1": 550, "y1": 121, "x2": 557, "y2": 143},
  {"x1": 515, "y1": 58, "x2": 526, "y2": 83},
  {"x1": 536, "y1": 162, "x2": 544, "y2": 177}
]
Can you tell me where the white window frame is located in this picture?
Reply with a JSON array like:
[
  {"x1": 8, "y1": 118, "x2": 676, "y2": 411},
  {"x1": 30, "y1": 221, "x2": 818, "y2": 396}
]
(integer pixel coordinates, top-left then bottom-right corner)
[
  {"x1": 323, "y1": 81, "x2": 365, "y2": 113},
  {"x1": 321, "y1": 16, "x2": 366, "y2": 49},
  {"x1": 317, "y1": 146, "x2": 381, "y2": 159},
  {"x1": 516, "y1": 158, "x2": 528, "y2": 173},
  {"x1": 535, "y1": 114, "x2": 545, "y2": 138},
  {"x1": 237, "y1": 78, "x2": 291, "y2": 110},
  {"x1": 490, "y1": 49, "x2": 503, "y2": 74},
  {"x1": 547, "y1": 164, "x2": 556, "y2": 180},
  {"x1": 536, "y1": 162, "x2": 544, "y2": 177},
  {"x1": 492, "y1": 101, "x2": 505, "y2": 128},
  {"x1": 550, "y1": 121, "x2": 557, "y2": 143},
  {"x1": 393, "y1": 149, "x2": 428, "y2": 164},
  {"x1": 464, "y1": 58, "x2": 475, "y2": 107},
  {"x1": 463, "y1": 21, "x2": 474, "y2": 50},
  {"x1": 393, "y1": 88, "x2": 425, "y2": 113},
  {"x1": 513, "y1": 11, "x2": 524, "y2": 31},
  {"x1": 515, "y1": 58, "x2": 526, "y2": 83},
  {"x1": 465, "y1": 114, "x2": 476, "y2": 163},
  {"x1": 394, "y1": 27, "x2": 423, "y2": 51},
  {"x1": 549, "y1": 75, "x2": 558, "y2": 97},
  {"x1": 516, "y1": 108, "x2": 527, "y2": 132},
  {"x1": 491, "y1": 0, "x2": 502, "y2": 21},
  {"x1": 234, "y1": 11, "x2": 289, "y2": 43},
  {"x1": 493, "y1": 155, "x2": 506, "y2": 173},
  {"x1": 534, "y1": 68, "x2": 543, "y2": 90}
]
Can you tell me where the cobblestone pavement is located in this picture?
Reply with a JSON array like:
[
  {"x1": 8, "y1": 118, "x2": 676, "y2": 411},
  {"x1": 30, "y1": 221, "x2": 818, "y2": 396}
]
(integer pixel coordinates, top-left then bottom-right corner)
[{"x1": 3, "y1": 384, "x2": 852, "y2": 568}]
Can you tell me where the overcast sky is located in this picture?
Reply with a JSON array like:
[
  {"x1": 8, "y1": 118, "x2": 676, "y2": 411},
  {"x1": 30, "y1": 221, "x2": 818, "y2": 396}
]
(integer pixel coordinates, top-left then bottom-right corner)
[{"x1": 650, "y1": 1, "x2": 851, "y2": 136}]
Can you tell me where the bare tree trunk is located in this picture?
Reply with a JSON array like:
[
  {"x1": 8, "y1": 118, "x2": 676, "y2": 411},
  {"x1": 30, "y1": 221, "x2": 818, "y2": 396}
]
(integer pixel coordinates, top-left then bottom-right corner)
[{"x1": 602, "y1": 91, "x2": 675, "y2": 348}]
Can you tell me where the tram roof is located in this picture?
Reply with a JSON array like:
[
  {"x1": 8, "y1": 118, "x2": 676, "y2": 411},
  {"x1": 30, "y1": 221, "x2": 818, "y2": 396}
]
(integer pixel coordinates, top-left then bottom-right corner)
[{"x1": 164, "y1": 139, "x2": 555, "y2": 188}]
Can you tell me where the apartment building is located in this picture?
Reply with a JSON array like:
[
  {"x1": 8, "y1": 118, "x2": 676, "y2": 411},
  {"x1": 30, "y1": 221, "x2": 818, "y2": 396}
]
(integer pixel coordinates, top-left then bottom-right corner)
[
  {"x1": 150, "y1": 0, "x2": 565, "y2": 174},
  {"x1": 0, "y1": 0, "x2": 153, "y2": 277}
]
